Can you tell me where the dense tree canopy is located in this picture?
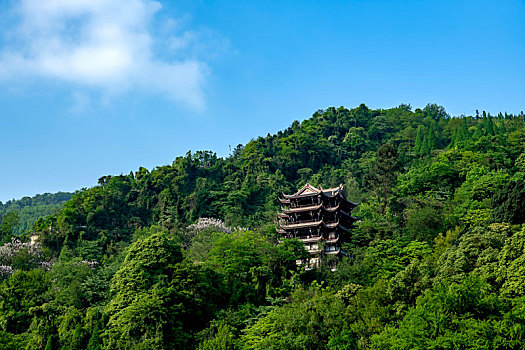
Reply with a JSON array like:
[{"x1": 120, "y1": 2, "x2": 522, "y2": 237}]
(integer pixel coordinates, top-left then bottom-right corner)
[{"x1": 2, "y1": 104, "x2": 525, "y2": 349}]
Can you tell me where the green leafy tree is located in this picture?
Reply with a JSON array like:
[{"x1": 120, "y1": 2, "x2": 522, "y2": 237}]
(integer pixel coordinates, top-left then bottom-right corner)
[
  {"x1": 0, "y1": 212, "x2": 18, "y2": 242},
  {"x1": 0, "y1": 269, "x2": 48, "y2": 334},
  {"x1": 413, "y1": 125, "x2": 424, "y2": 154},
  {"x1": 404, "y1": 199, "x2": 444, "y2": 242},
  {"x1": 498, "y1": 226, "x2": 525, "y2": 297},
  {"x1": 105, "y1": 226, "x2": 223, "y2": 349},
  {"x1": 421, "y1": 122, "x2": 437, "y2": 155},
  {"x1": 365, "y1": 143, "x2": 399, "y2": 214},
  {"x1": 104, "y1": 227, "x2": 185, "y2": 348},
  {"x1": 370, "y1": 276, "x2": 507, "y2": 349},
  {"x1": 197, "y1": 323, "x2": 238, "y2": 350},
  {"x1": 86, "y1": 324, "x2": 102, "y2": 350},
  {"x1": 242, "y1": 283, "x2": 348, "y2": 350}
]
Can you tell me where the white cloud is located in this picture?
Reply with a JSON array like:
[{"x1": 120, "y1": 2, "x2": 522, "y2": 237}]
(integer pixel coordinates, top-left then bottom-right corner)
[{"x1": 0, "y1": 0, "x2": 208, "y2": 110}]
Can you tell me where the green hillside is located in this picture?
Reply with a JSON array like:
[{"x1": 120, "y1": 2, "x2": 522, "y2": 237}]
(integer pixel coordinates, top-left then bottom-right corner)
[
  {"x1": 0, "y1": 192, "x2": 73, "y2": 238},
  {"x1": 2, "y1": 103, "x2": 525, "y2": 349}
]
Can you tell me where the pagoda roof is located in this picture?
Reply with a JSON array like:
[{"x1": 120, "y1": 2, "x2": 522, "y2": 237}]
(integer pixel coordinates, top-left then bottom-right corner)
[
  {"x1": 281, "y1": 183, "x2": 360, "y2": 207},
  {"x1": 323, "y1": 205, "x2": 339, "y2": 213},
  {"x1": 323, "y1": 221, "x2": 351, "y2": 232},
  {"x1": 283, "y1": 183, "x2": 349, "y2": 199},
  {"x1": 280, "y1": 183, "x2": 360, "y2": 206},
  {"x1": 323, "y1": 221, "x2": 340, "y2": 229},
  {"x1": 321, "y1": 184, "x2": 344, "y2": 197},
  {"x1": 280, "y1": 220, "x2": 353, "y2": 231},
  {"x1": 282, "y1": 204, "x2": 323, "y2": 214},
  {"x1": 280, "y1": 220, "x2": 322, "y2": 230},
  {"x1": 341, "y1": 199, "x2": 360, "y2": 208},
  {"x1": 339, "y1": 209, "x2": 359, "y2": 221},
  {"x1": 281, "y1": 204, "x2": 358, "y2": 216},
  {"x1": 282, "y1": 183, "x2": 322, "y2": 199},
  {"x1": 340, "y1": 223, "x2": 351, "y2": 232}
]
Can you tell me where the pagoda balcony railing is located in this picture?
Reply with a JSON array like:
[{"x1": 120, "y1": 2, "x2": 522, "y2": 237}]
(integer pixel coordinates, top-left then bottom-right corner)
[
  {"x1": 323, "y1": 246, "x2": 341, "y2": 254},
  {"x1": 282, "y1": 204, "x2": 323, "y2": 213},
  {"x1": 279, "y1": 220, "x2": 341, "y2": 229},
  {"x1": 307, "y1": 248, "x2": 322, "y2": 254},
  {"x1": 324, "y1": 248, "x2": 341, "y2": 255},
  {"x1": 325, "y1": 236, "x2": 340, "y2": 244},
  {"x1": 288, "y1": 201, "x2": 321, "y2": 209},
  {"x1": 284, "y1": 203, "x2": 341, "y2": 211},
  {"x1": 299, "y1": 235, "x2": 322, "y2": 243},
  {"x1": 280, "y1": 218, "x2": 321, "y2": 226}
]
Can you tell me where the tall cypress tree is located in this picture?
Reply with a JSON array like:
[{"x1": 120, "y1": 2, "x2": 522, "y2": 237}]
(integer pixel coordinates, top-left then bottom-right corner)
[
  {"x1": 498, "y1": 120, "x2": 507, "y2": 134},
  {"x1": 459, "y1": 118, "x2": 469, "y2": 142},
  {"x1": 414, "y1": 125, "x2": 424, "y2": 154},
  {"x1": 449, "y1": 127, "x2": 458, "y2": 148},
  {"x1": 366, "y1": 143, "x2": 399, "y2": 214},
  {"x1": 422, "y1": 123, "x2": 437, "y2": 155},
  {"x1": 473, "y1": 123, "x2": 484, "y2": 139},
  {"x1": 486, "y1": 117, "x2": 495, "y2": 135}
]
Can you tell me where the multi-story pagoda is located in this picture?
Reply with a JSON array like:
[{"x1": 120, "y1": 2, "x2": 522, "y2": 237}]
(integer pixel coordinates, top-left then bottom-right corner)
[{"x1": 277, "y1": 183, "x2": 357, "y2": 265}]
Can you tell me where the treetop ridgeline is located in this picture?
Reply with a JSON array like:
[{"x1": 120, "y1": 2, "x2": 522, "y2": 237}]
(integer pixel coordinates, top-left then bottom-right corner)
[{"x1": 2, "y1": 103, "x2": 525, "y2": 348}]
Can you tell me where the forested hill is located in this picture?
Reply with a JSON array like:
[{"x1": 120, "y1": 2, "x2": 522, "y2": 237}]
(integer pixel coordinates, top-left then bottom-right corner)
[
  {"x1": 0, "y1": 192, "x2": 73, "y2": 237},
  {"x1": 3, "y1": 103, "x2": 525, "y2": 349}
]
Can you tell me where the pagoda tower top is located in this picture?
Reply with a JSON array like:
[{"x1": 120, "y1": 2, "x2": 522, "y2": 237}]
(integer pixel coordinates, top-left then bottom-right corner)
[
  {"x1": 277, "y1": 183, "x2": 358, "y2": 267},
  {"x1": 280, "y1": 183, "x2": 357, "y2": 205}
]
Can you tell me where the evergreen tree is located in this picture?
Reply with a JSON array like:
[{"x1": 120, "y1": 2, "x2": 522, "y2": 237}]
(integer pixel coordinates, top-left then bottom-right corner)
[
  {"x1": 458, "y1": 118, "x2": 469, "y2": 144},
  {"x1": 486, "y1": 117, "x2": 495, "y2": 135},
  {"x1": 421, "y1": 123, "x2": 437, "y2": 155},
  {"x1": 414, "y1": 125, "x2": 425, "y2": 154},
  {"x1": 498, "y1": 120, "x2": 507, "y2": 134},
  {"x1": 366, "y1": 143, "x2": 399, "y2": 214},
  {"x1": 449, "y1": 127, "x2": 458, "y2": 148},
  {"x1": 482, "y1": 114, "x2": 495, "y2": 136},
  {"x1": 473, "y1": 123, "x2": 484, "y2": 139},
  {"x1": 492, "y1": 181, "x2": 525, "y2": 224}
]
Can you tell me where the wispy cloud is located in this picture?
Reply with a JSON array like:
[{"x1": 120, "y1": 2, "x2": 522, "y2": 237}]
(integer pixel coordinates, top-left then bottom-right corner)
[{"x1": 0, "y1": 0, "x2": 208, "y2": 110}]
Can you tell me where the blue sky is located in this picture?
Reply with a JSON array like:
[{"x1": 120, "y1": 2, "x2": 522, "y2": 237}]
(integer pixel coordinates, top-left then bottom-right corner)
[{"x1": 0, "y1": 0, "x2": 524, "y2": 202}]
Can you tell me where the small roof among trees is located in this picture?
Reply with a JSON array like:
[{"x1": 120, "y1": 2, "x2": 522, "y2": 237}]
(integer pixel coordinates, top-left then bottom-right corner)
[{"x1": 283, "y1": 183, "x2": 344, "y2": 199}]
